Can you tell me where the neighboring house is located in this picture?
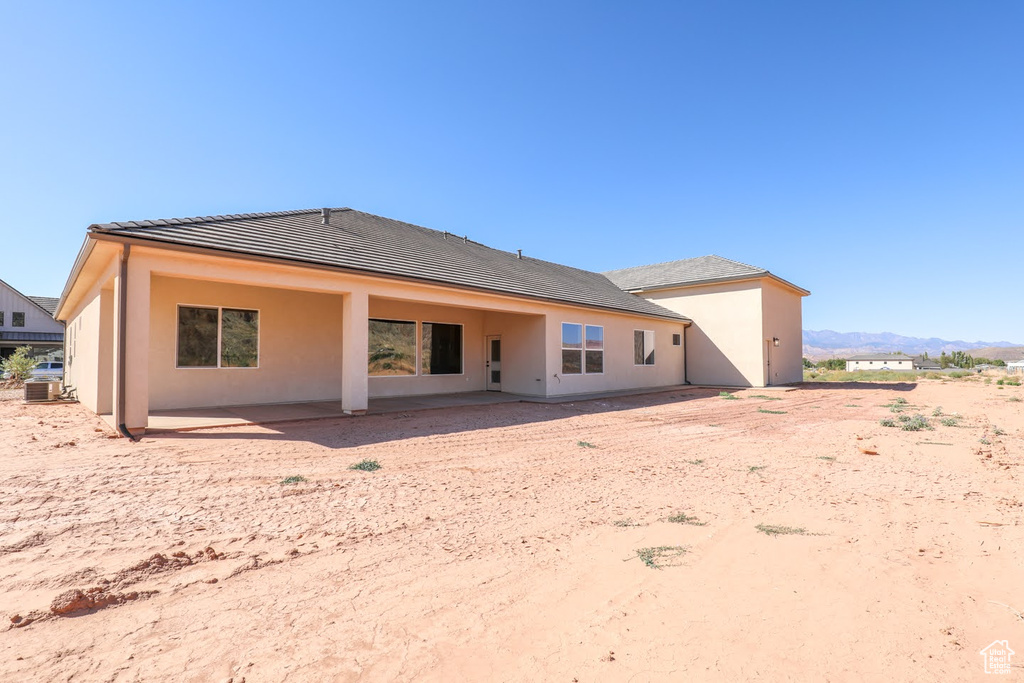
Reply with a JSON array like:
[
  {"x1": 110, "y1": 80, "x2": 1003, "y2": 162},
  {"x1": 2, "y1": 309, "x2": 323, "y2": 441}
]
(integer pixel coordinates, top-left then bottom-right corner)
[
  {"x1": 1008, "y1": 360, "x2": 1024, "y2": 376},
  {"x1": 0, "y1": 278, "x2": 64, "y2": 361},
  {"x1": 603, "y1": 256, "x2": 809, "y2": 387},
  {"x1": 845, "y1": 353, "x2": 915, "y2": 371},
  {"x1": 913, "y1": 356, "x2": 941, "y2": 370},
  {"x1": 55, "y1": 208, "x2": 808, "y2": 434}
]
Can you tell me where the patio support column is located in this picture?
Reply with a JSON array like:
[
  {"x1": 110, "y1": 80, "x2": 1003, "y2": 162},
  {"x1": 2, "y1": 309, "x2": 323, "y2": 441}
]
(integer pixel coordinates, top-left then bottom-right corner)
[
  {"x1": 112, "y1": 248, "x2": 151, "y2": 433},
  {"x1": 342, "y1": 289, "x2": 369, "y2": 415}
]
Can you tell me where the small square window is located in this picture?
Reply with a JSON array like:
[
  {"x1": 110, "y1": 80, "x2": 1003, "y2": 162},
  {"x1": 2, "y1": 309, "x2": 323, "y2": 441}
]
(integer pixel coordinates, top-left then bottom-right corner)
[
  {"x1": 672, "y1": 333, "x2": 681, "y2": 346},
  {"x1": 12, "y1": 312, "x2": 25, "y2": 327}
]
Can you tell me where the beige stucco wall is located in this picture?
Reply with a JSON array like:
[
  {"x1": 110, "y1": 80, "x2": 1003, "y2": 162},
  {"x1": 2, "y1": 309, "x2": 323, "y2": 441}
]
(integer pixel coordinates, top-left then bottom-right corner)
[
  {"x1": 148, "y1": 275, "x2": 345, "y2": 410},
  {"x1": 760, "y1": 279, "x2": 804, "y2": 385},
  {"x1": 543, "y1": 307, "x2": 686, "y2": 396},
  {"x1": 63, "y1": 252, "x2": 118, "y2": 415},
  {"x1": 65, "y1": 292, "x2": 102, "y2": 412},
  {"x1": 482, "y1": 311, "x2": 547, "y2": 396},
  {"x1": 643, "y1": 281, "x2": 764, "y2": 387}
]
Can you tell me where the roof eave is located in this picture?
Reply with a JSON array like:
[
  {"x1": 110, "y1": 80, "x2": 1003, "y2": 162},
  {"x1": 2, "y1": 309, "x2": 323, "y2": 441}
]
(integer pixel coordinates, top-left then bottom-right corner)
[{"x1": 54, "y1": 234, "x2": 100, "y2": 321}]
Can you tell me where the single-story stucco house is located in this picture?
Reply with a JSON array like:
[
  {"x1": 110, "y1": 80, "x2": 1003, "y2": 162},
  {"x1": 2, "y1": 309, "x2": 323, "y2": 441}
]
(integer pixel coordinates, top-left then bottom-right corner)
[
  {"x1": 0, "y1": 277, "x2": 64, "y2": 360},
  {"x1": 845, "y1": 353, "x2": 915, "y2": 371},
  {"x1": 55, "y1": 207, "x2": 809, "y2": 435}
]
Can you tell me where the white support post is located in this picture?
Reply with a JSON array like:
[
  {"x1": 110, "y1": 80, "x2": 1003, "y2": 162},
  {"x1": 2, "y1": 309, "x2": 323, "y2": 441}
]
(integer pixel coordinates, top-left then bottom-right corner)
[{"x1": 341, "y1": 290, "x2": 369, "y2": 415}]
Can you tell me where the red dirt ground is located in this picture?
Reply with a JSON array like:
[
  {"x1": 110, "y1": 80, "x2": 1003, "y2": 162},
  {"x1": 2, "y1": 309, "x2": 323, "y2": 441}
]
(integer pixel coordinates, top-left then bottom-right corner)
[{"x1": 1, "y1": 380, "x2": 1021, "y2": 681}]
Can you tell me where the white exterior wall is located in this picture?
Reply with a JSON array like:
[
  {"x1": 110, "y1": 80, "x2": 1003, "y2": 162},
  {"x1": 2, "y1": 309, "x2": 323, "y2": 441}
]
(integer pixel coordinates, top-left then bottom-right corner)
[
  {"x1": 846, "y1": 358, "x2": 914, "y2": 371},
  {"x1": 0, "y1": 280, "x2": 65, "y2": 336}
]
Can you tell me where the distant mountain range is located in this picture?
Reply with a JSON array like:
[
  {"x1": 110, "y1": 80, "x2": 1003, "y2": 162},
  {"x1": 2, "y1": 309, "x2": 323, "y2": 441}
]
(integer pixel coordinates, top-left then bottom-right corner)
[{"x1": 803, "y1": 330, "x2": 1024, "y2": 361}]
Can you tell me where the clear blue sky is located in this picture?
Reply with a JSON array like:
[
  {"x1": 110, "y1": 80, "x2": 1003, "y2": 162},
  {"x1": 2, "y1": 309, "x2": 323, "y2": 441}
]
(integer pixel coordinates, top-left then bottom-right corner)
[{"x1": 2, "y1": 1, "x2": 1021, "y2": 343}]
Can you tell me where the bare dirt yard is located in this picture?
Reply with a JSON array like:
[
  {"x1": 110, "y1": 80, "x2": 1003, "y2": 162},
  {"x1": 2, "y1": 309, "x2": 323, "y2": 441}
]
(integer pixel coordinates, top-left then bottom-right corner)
[{"x1": 1, "y1": 380, "x2": 1022, "y2": 681}]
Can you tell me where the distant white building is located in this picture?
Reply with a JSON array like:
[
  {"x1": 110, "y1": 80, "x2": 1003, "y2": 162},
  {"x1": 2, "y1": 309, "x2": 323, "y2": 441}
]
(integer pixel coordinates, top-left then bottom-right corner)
[
  {"x1": 845, "y1": 353, "x2": 915, "y2": 372},
  {"x1": 1008, "y1": 360, "x2": 1024, "y2": 376}
]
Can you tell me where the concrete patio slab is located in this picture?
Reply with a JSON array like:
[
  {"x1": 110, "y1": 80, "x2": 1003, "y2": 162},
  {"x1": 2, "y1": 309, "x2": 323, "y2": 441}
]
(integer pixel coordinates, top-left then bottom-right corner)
[{"x1": 99, "y1": 383, "x2": 798, "y2": 434}]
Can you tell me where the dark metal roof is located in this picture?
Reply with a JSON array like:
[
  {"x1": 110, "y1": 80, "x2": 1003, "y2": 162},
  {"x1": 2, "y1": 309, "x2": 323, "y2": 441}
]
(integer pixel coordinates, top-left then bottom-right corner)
[
  {"x1": 27, "y1": 296, "x2": 59, "y2": 315},
  {"x1": 603, "y1": 255, "x2": 808, "y2": 295},
  {"x1": 90, "y1": 208, "x2": 688, "y2": 321},
  {"x1": 0, "y1": 331, "x2": 64, "y2": 342}
]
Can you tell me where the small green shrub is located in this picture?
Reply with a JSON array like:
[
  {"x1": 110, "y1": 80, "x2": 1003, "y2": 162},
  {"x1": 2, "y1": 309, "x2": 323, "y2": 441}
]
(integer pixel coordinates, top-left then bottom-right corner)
[
  {"x1": 613, "y1": 518, "x2": 643, "y2": 527},
  {"x1": 932, "y1": 406, "x2": 943, "y2": 417},
  {"x1": 758, "y1": 408, "x2": 787, "y2": 414},
  {"x1": 279, "y1": 475, "x2": 307, "y2": 485},
  {"x1": 1009, "y1": 396, "x2": 1022, "y2": 403},
  {"x1": 667, "y1": 512, "x2": 706, "y2": 526},
  {"x1": 686, "y1": 459, "x2": 705, "y2": 465},
  {"x1": 719, "y1": 391, "x2": 739, "y2": 400},
  {"x1": 748, "y1": 465, "x2": 766, "y2": 473},
  {"x1": 0, "y1": 346, "x2": 38, "y2": 382},
  {"x1": 900, "y1": 414, "x2": 932, "y2": 432},
  {"x1": 997, "y1": 379, "x2": 1005, "y2": 385},
  {"x1": 1007, "y1": 378, "x2": 1022, "y2": 386},
  {"x1": 748, "y1": 394, "x2": 782, "y2": 401},
  {"x1": 993, "y1": 426, "x2": 1005, "y2": 436},
  {"x1": 756, "y1": 524, "x2": 809, "y2": 536},
  {"x1": 634, "y1": 545, "x2": 687, "y2": 569},
  {"x1": 879, "y1": 418, "x2": 896, "y2": 427},
  {"x1": 349, "y1": 459, "x2": 381, "y2": 472},
  {"x1": 817, "y1": 456, "x2": 836, "y2": 462},
  {"x1": 939, "y1": 417, "x2": 959, "y2": 427},
  {"x1": 577, "y1": 441, "x2": 597, "y2": 449}
]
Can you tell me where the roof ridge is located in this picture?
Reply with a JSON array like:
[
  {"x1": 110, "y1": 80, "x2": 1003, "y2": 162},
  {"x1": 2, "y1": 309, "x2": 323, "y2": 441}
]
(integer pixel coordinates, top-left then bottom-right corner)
[
  {"x1": 603, "y1": 254, "x2": 767, "y2": 275},
  {"x1": 95, "y1": 208, "x2": 348, "y2": 231}
]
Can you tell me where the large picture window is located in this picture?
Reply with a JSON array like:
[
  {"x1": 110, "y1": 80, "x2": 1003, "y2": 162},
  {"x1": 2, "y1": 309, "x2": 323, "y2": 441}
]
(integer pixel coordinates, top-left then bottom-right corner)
[
  {"x1": 177, "y1": 306, "x2": 259, "y2": 368},
  {"x1": 561, "y1": 322, "x2": 582, "y2": 374},
  {"x1": 634, "y1": 330, "x2": 655, "y2": 366},
  {"x1": 421, "y1": 322, "x2": 463, "y2": 375},
  {"x1": 368, "y1": 319, "x2": 416, "y2": 376}
]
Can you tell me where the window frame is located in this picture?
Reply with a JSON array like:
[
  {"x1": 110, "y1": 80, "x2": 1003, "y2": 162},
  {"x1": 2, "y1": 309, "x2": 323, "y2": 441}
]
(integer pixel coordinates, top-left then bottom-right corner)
[
  {"x1": 368, "y1": 318, "x2": 418, "y2": 377},
  {"x1": 420, "y1": 320, "x2": 464, "y2": 376},
  {"x1": 561, "y1": 321, "x2": 584, "y2": 375},
  {"x1": 0, "y1": 311, "x2": 4, "y2": 326},
  {"x1": 12, "y1": 311, "x2": 25, "y2": 328},
  {"x1": 175, "y1": 304, "x2": 261, "y2": 370},
  {"x1": 633, "y1": 329, "x2": 656, "y2": 366}
]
